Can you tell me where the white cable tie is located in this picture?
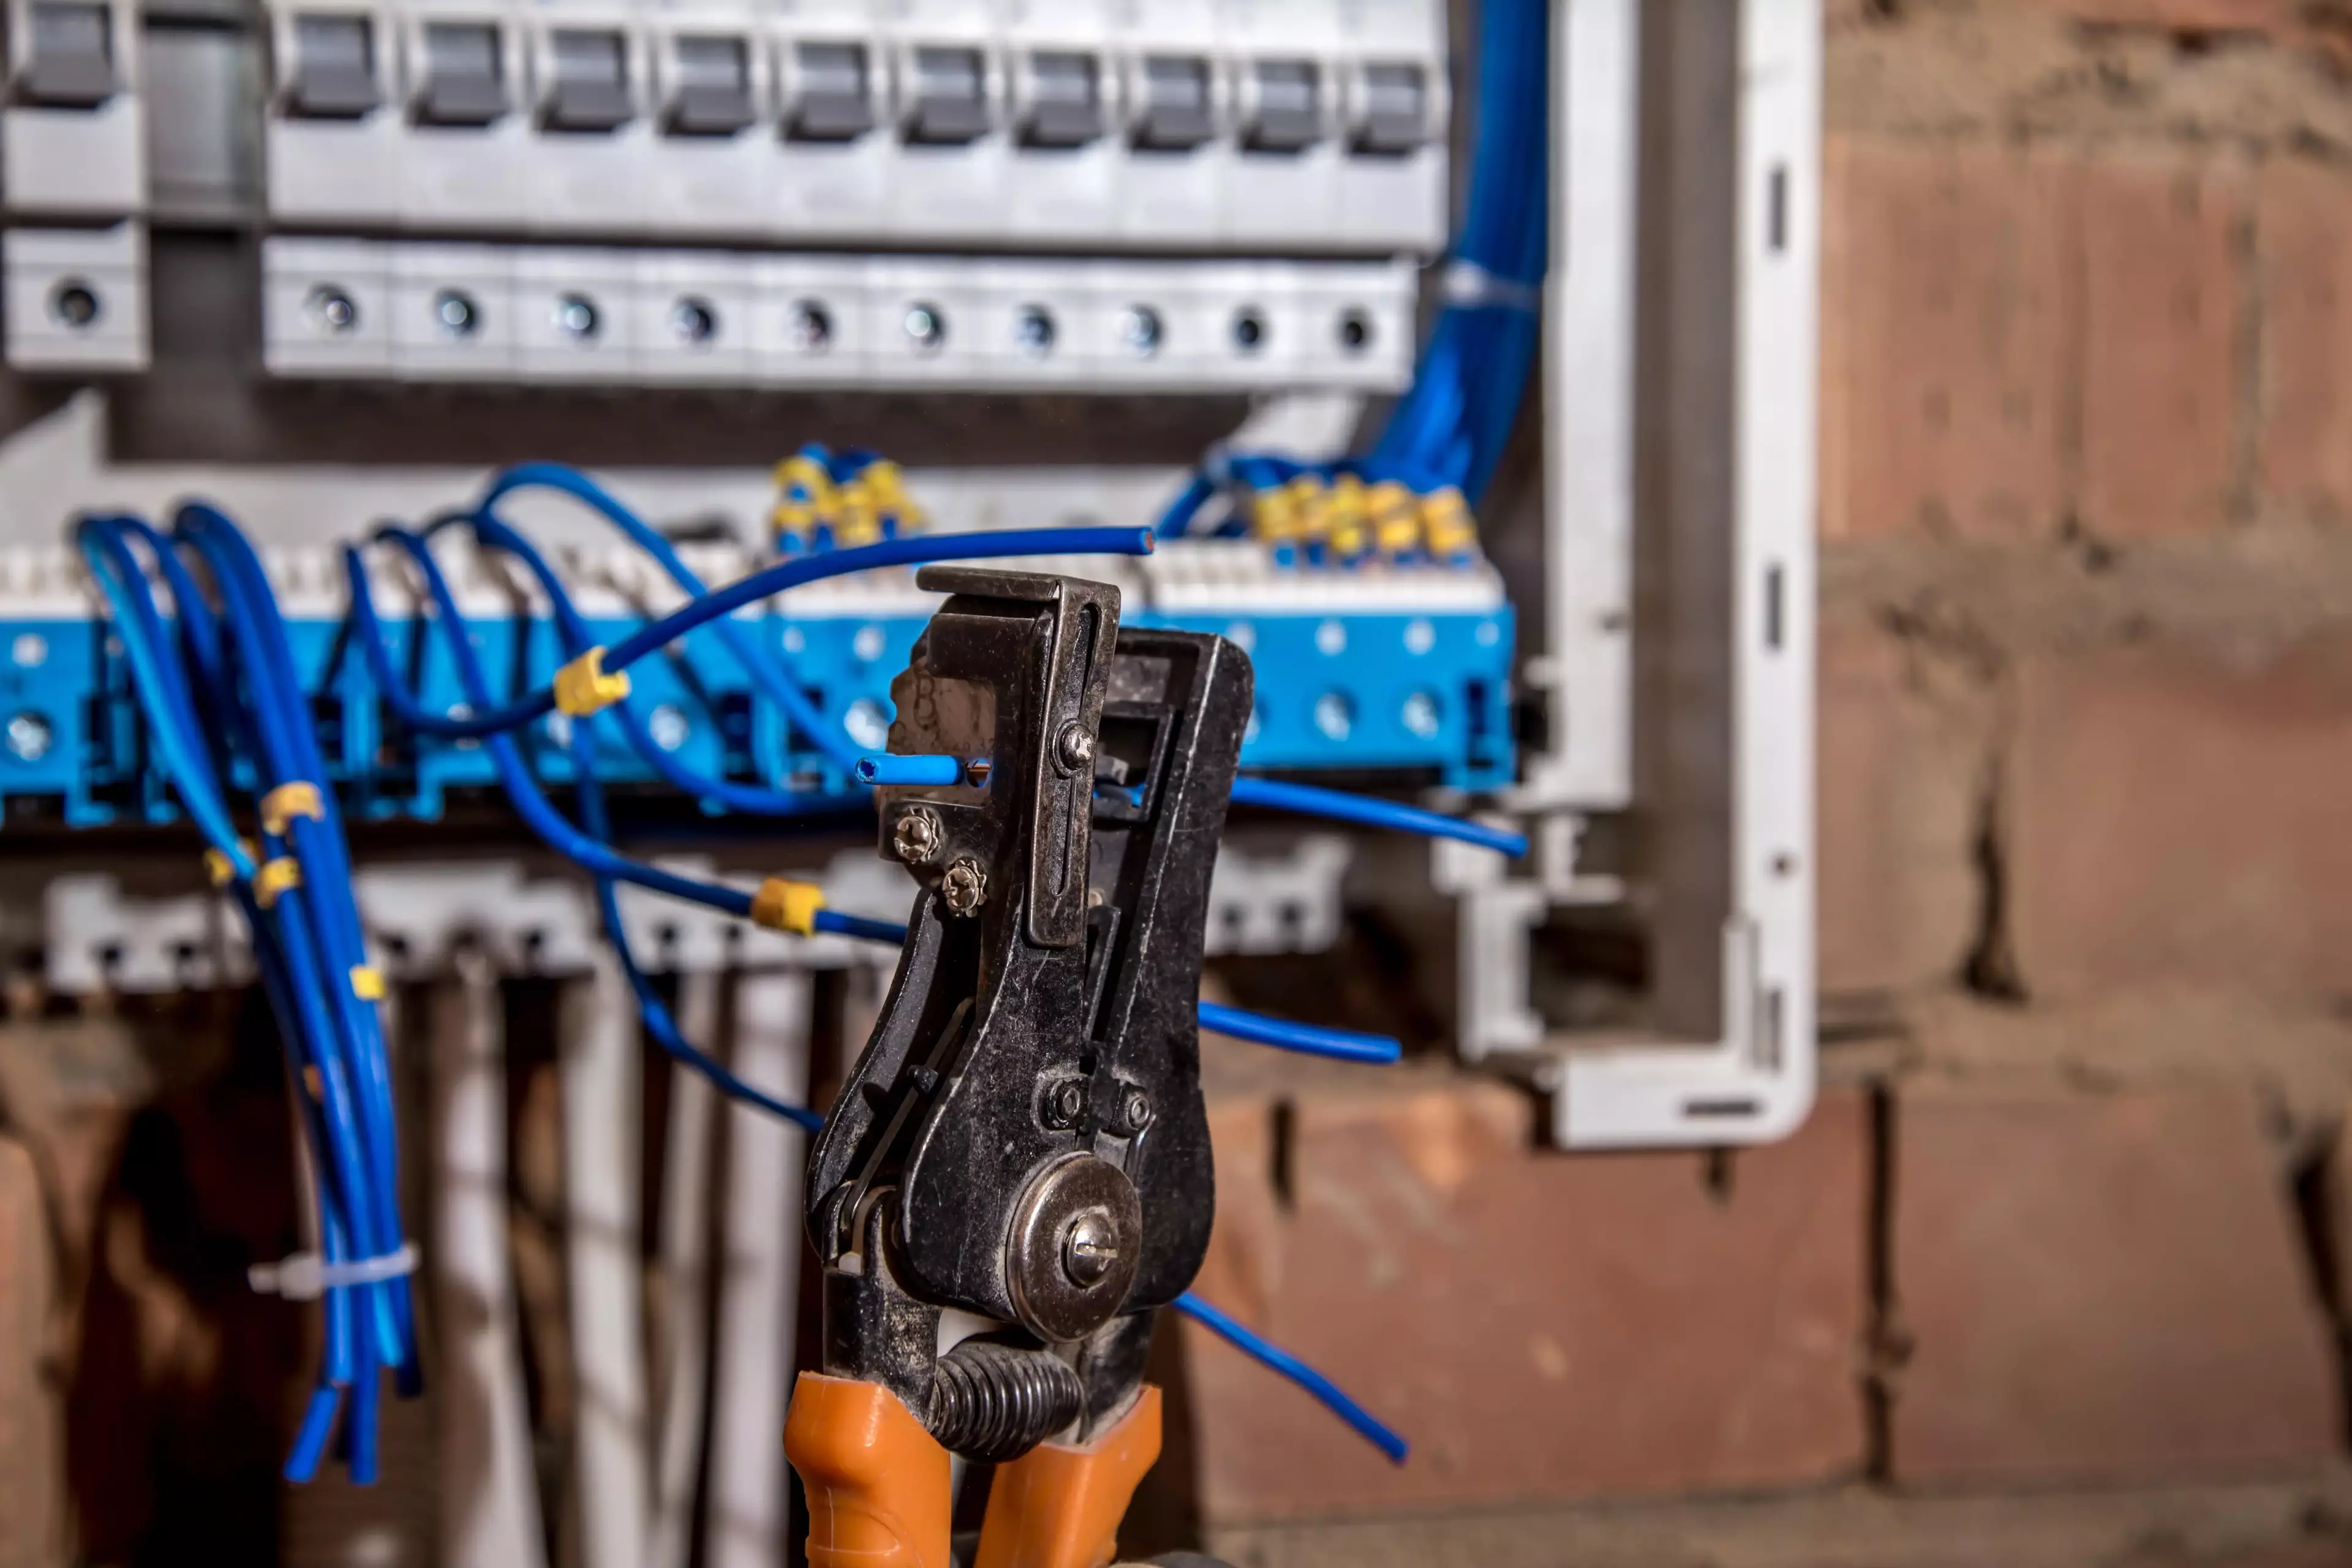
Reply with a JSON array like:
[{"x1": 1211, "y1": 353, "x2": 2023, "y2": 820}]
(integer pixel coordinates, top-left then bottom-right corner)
[
  {"x1": 247, "y1": 1240, "x2": 420, "y2": 1301},
  {"x1": 1441, "y1": 260, "x2": 1544, "y2": 314}
]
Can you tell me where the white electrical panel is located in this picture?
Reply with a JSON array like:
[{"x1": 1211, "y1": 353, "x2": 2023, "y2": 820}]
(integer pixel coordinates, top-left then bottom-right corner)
[
  {"x1": 255, "y1": 0, "x2": 1448, "y2": 252},
  {"x1": 2, "y1": 0, "x2": 146, "y2": 217},
  {"x1": 4, "y1": 223, "x2": 148, "y2": 370},
  {"x1": 262, "y1": 236, "x2": 1415, "y2": 390}
]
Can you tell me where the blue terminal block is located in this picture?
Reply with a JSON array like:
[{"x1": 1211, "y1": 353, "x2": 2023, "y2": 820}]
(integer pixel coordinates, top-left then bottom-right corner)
[{"x1": 0, "y1": 540, "x2": 1516, "y2": 827}]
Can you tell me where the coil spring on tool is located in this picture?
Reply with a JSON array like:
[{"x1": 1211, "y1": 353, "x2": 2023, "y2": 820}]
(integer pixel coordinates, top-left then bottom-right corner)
[{"x1": 927, "y1": 1338, "x2": 1085, "y2": 1461}]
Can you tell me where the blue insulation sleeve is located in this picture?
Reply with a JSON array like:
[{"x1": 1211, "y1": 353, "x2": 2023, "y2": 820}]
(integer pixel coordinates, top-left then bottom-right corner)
[
  {"x1": 1170, "y1": 1291, "x2": 1409, "y2": 1464},
  {"x1": 854, "y1": 753, "x2": 968, "y2": 786},
  {"x1": 790, "y1": 916, "x2": 1403, "y2": 1063},
  {"x1": 1194, "y1": 1002, "x2": 1401, "y2": 1065},
  {"x1": 1227, "y1": 775, "x2": 1528, "y2": 858}
]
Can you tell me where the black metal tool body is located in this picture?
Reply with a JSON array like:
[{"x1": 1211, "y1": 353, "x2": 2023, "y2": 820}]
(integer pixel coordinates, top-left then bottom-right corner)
[{"x1": 806, "y1": 566, "x2": 1251, "y2": 1457}]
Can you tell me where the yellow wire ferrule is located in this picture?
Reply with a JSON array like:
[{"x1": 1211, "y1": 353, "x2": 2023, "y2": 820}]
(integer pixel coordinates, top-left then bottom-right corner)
[
  {"x1": 260, "y1": 781, "x2": 325, "y2": 837},
  {"x1": 750, "y1": 877, "x2": 826, "y2": 937},
  {"x1": 832, "y1": 478, "x2": 878, "y2": 546},
  {"x1": 1421, "y1": 486, "x2": 1478, "y2": 558},
  {"x1": 254, "y1": 856, "x2": 303, "y2": 908},
  {"x1": 1369, "y1": 480, "x2": 1419, "y2": 556},
  {"x1": 554, "y1": 647, "x2": 631, "y2": 718},
  {"x1": 1327, "y1": 473, "x2": 1370, "y2": 558},
  {"x1": 349, "y1": 965, "x2": 386, "y2": 1001}
]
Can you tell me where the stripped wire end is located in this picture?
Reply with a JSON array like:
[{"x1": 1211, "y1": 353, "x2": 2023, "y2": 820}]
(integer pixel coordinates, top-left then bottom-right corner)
[{"x1": 854, "y1": 752, "x2": 971, "y2": 788}]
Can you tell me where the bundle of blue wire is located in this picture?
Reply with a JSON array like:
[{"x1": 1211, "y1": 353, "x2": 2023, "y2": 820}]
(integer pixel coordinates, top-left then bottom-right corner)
[
  {"x1": 1372, "y1": 0, "x2": 1548, "y2": 500},
  {"x1": 1156, "y1": 0, "x2": 1548, "y2": 539},
  {"x1": 77, "y1": 509, "x2": 421, "y2": 1486}
]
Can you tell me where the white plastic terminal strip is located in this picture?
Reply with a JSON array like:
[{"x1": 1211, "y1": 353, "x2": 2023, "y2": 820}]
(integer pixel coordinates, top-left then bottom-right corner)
[{"x1": 262, "y1": 238, "x2": 1416, "y2": 392}]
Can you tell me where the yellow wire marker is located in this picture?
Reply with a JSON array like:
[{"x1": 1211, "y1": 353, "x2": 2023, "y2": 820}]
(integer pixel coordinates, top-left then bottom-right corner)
[
  {"x1": 260, "y1": 780, "x2": 325, "y2": 836},
  {"x1": 349, "y1": 965, "x2": 386, "y2": 1001},
  {"x1": 554, "y1": 646, "x2": 631, "y2": 717},
  {"x1": 750, "y1": 877, "x2": 827, "y2": 937},
  {"x1": 254, "y1": 856, "x2": 303, "y2": 908}
]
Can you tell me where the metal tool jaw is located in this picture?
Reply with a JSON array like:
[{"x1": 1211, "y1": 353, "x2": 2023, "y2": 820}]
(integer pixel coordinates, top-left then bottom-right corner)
[{"x1": 804, "y1": 566, "x2": 1251, "y2": 1469}]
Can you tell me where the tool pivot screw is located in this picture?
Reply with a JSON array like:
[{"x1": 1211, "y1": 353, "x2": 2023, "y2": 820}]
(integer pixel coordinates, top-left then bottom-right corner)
[
  {"x1": 1055, "y1": 722, "x2": 1095, "y2": 772},
  {"x1": 1118, "y1": 1087, "x2": 1153, "y2": 1134},
  {"x1": 1061, "y1": 1208, "x2": 1120, "y2": 1289},
  {"x1": 892, "y1": 806, "x2": 943, "y2": 865},
  {"x1": 941, "y1": 856, "x2": 988, "y2": 916}
]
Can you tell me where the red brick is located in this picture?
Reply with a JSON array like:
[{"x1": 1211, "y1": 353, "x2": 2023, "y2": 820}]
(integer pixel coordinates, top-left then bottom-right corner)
[
  {"x1": 2256, "y1": 158, "x2": 2352, "y2": 522},
  {"x1": 1817, "y1": 610, "x2": 1993, "y2": 1000},
  {"x1": 1891, "y1": 1079, "x2": 2336, "y2": 1484},
  {"x1": 0, "y1": 1136, "x2": 61, "y2": 1568},
  {"x1": 2073, "y1": 151, "x2": 2250, "y2": 537},
  {"x1": 1181, "y1": 1079, "x2": 1868, "y2": 1523},
  {"x1": 2013, "y1": 0, "x2": 2302, "y2": 30},
  {"x1": 1819, "y1": 136, "x2": 2069, "y2": 541},
  {"x1": 2007, "y1": 636, "x2": 2352, "y2": 1001}
]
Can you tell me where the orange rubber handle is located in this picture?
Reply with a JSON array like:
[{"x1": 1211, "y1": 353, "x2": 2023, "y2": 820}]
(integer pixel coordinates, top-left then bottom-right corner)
[
  {"x1": 785, "y1": 1371, "x2": 956, "y2": 1568},
  {"x1": 974, "y1": 1384, "x2": 1163, "y2": 1568}
]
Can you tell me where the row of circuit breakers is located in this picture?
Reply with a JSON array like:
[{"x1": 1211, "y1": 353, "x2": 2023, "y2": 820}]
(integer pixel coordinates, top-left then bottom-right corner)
[{"x1": 0, "y1": 0, "x2": 1447, "y2": 388}]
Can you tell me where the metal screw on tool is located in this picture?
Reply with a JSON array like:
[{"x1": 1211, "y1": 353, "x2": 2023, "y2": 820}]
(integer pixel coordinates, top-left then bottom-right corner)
[
  {"x1": 1054, "y1": 722, "x2": 1095, "y2": 772},
  {"x1": 1118, "y1": 1086, "x2": 1153, "y2": 1135},
  {"x1": 1061, "y1": 1209, "x2": 1121, "y2": 1289},
  {"x1": 941, "y1": 856, "x2": 988, "y2": 916},
  {"x1": 892, "y1": 806, "x2": 943, "y2": 865},
  {"x1": 1041, "y1": 1077, "x2": 1087, "y2": 1130}
]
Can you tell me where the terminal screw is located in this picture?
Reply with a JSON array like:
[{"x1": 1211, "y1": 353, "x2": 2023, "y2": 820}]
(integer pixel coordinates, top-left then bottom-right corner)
[
  {"x1": 1055, "y1": 722, "x2": 1095, "y2": 772},
  {"x1": 892, "y1": 806, "x2": 943, "y2": 865},
  {"x1": 941, "y1": 857, "x2": 988, "y2": 916}
]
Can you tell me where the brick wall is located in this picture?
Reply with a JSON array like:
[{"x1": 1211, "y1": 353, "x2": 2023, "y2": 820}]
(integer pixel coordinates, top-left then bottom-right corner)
[{"x1": 1174, "y1": 4, "x2": 2352, "y2": 1552}]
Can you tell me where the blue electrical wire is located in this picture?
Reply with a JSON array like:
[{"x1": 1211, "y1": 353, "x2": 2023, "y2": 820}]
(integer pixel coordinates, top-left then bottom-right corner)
[
  {"x1": 339, "y1": 523, "x2": 1155, "y2": 742},
  {"x1": 475, "y1": 462, "x2": 864, "y2": 774},
  {"x1": 1172, "y1": 1291, "x2": 1408, "y2": 1464},
  {"x1": 854, "y1": 753, "x2": 970, "y2": 786},
  {"x1": 368, "y1": 524, "x2": 833, "y2": 1131},
  {"x1": 786, "y1": 914, "x2": 1404, "y2": 1064},
  {"x1": 176, "y1": 506, "x2": 421, "y2": 1395},
  {"x1": 867, "y1": 757, "x2": 1525, "y2": 857},
  {"x1": 1195, "y1": 1002, "x2": 1400, "y2": 1065},
  {"x1": 80, "y1": 510, "x2": 417, "y2": 1481},
  {"x1": 1227, "y1": 775, "x2": 1527, "y2": 858},
  {"x1": 420, "y1": 508, "x2": 824, "y2": 817}
]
